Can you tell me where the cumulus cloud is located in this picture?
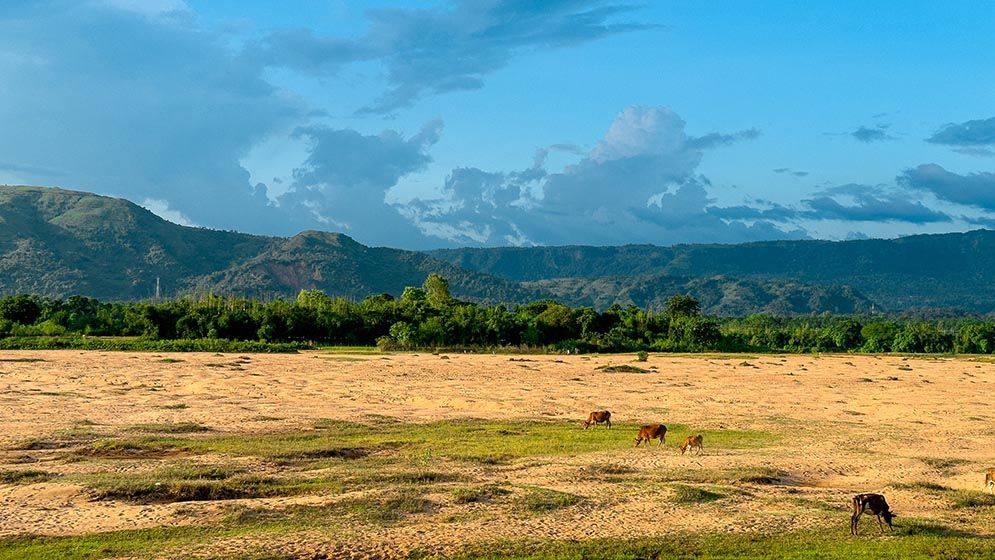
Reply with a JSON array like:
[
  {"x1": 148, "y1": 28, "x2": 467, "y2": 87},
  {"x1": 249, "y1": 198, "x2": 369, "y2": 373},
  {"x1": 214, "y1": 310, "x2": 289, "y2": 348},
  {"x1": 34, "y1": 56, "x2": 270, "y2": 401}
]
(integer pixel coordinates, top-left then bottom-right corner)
[
  {"x1": 927, "y1": 117, "x2": 995, "y2": 157},
  {"x1": 249, "y1": 0, "x2": 654, "y2": 114},
  {"x1": 708, "y1": 184, "x2": 951, "y2": 225},
  {"x1": 408, "y1": 106, "x2": 801, "y2": 246},
  {"x1": 899, "y1": 164, "x2": 995, "y2": 211},
  {"x1": 0, "y1": 0, "x2": 304, "y2": 233},
  {"x1": 802, "y1": 184, "x2": 949, "y2": 224},
  {"x1": 140, "y1": 198, "x2": 198, "y2": 227},
  {"x1": 687, "y1": 128, "x2": 761, "y2": 150},
  {"x1": 277, "y1": 121, "x2": 443, "y2": 247},
  {"x1": 927, "y1": 116, "x2": 995, "y2": 146}
]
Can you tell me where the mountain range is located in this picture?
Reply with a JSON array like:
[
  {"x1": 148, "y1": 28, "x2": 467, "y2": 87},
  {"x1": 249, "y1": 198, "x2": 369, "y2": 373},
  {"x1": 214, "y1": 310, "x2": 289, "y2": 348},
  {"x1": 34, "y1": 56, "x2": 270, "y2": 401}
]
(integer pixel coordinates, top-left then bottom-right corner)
[{"x1": 1, "y1": 185, "x2": 991, "y2": 314}]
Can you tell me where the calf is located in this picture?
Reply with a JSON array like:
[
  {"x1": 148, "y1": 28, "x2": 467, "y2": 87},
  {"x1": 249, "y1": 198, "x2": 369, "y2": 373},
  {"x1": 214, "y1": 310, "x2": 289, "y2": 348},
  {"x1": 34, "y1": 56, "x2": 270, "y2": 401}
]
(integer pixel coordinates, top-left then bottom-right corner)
[
  {"x1": 634, "y1": 424, "x2": 667, "y2": 447},
  {"x1": 584, "y1": 410, "x2": 612, "y2": 429},
  {"x1": 986, "y1": 468, "x2": 995, "y2": 495},
  {"x1": 850, "y1": 493, "x2": 896, "y2": 535},
  {"x1": 680, "y1": 434, "x2": 703, "y2": 455}
]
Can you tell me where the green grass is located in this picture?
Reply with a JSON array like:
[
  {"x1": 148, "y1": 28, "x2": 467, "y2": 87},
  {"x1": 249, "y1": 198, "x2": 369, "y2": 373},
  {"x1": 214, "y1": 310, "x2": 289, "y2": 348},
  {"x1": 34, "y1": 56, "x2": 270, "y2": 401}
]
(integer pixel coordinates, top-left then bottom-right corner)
[
  {"x1": 515, "y1": 486, "x2": 581, "y2": 513},
  {"x1": 891, "y1": 481, "x2": 951, "y2": 492},
  {"x1": 446, "y1": 522, "x2": 995, "y2": 559},
  {"x1": 0, "y1": 469, "x2": 53, "y2": 484},
  {"x1": 226, "y1": 488, "x2": 433, "y2": 527},
  {"x1": 79, "y1": 464, "x2": 341, "y2": 504},
  {"x1": 3, "y1": 525, "x2": 991, "y2": 560},
  {"x1": 595, "y1": 364, "x2": 650, "y2": 373},
  {"x1": 452, "y1": 484, "x2": 512, "y2": 504},
  {"x1": 0, "y1": 337, "x2": 305, "y2": 353},
  {"x1": 951, "y1": 491, "x2": 995, "y2": 508},
  {"x1": 669, "y1": 484, "x2": 725, "y2": 504},
  {"x1": 0, "y1": 526, "x2": 257, "y2": 560},
  {"x1": 656, "y1": 466, "x2": 785, "y2": 485},
  {"x1": 314, "y1": 345, "x2": 381, "y2": 354},
  {"x1": 920, "y1": 457, "x2": 971, "y2": 473},
  {"x1": 160, "y1": 403, "x2": 189, "y2": 410},
  {"x1": 66, "y1": 420, "x2": 776, "y2": 465},
  {"x1": 124, "y1": 422, "x2": 211, "y2": 434}
]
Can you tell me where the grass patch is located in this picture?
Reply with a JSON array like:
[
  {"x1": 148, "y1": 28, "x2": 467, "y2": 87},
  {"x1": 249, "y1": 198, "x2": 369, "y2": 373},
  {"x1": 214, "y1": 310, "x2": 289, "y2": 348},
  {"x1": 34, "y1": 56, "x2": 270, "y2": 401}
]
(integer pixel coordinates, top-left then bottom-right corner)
[
  {"x1": 10, "y1": 427, "x2": 104, "y2": 451},
  {"x1": 0, "y1": 357, "x2": 45, "y2": 363},
  {"x1": 67, "y1": 420, "x2": 776, "y2": 465},
  {"x1": 0, "y1": 469, "x2": 53, "y2": 484},
  {"x1": 951, "y1": 491, "x2": 995, "y2": 508},
  {"x1": 81, "y1": 465, "x2": 341, "y2": 504},
  {"x1": 516, "y1": 486, "x2": 581, "y2": 514},
  {"x1": 446, "y1": 524, "x2": 995, "y2": 559},
  {"x1": 891, "y1": 481, "x2": 951, "y2": 492},
  {"x1": 595, "y1": 364, "x2": 649, "y2": 373},
  {"x1": 657, "y1": 466, "x2": 785, "y2": 486},
  {"x1": 669, "y1": 484, "x2": 724, "y2": 504},
  {"x1": 2, "y1": 518, "x2": 991, "y2": 560},
  {"x1": 227, "y1": 488, "x2": 432, "y2": 527},
  {"x1": 452, "y1": 484, "x2": 512, "y2": 504},
  {"x1": 158, "y1": 358, "x2": 184, "y2": 363},
  {"x1": 160, "y1": 403, "x2": 189, "y2": 410},
  {"x1": 920, "y1": 457, "x2": 971, "y2": 473},
  {"x1": 125, "y1": 422, "x2": 210, "y2": 434},
  {"x1": 0, "y1": 526, "x2": 257, "y2": 560}
]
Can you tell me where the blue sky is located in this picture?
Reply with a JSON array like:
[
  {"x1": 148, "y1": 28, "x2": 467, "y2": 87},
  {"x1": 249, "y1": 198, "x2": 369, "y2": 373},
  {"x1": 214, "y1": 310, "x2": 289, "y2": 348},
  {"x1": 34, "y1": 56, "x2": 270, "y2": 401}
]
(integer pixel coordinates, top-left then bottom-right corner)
[{"x1": 1, "y1": 1, "x2": 994, "y2": 248}]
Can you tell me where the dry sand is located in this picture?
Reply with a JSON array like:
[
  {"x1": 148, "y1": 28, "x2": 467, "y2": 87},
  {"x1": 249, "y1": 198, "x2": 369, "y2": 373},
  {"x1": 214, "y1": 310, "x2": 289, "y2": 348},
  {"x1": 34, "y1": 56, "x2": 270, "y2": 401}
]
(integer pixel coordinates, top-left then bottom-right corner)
[{"x1": 1, "y1": 350, "x2": 994, "y2": 558}]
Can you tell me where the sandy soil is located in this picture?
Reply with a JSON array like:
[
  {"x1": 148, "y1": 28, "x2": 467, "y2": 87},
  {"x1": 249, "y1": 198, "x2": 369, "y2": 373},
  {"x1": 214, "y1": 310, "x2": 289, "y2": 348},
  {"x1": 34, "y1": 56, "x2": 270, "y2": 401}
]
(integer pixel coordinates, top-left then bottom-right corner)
[{"x1": 1, "y1": 350, "x2": 994, "y2": 558}]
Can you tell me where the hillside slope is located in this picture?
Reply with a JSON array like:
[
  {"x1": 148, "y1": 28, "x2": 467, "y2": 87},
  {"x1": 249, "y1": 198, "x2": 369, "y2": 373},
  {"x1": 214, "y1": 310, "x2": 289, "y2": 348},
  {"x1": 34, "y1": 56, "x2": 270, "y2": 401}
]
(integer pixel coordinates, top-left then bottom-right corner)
[
  {"x1": 0, "y1": 187, "x2": 538, "y2": 303},
  {"x1": 431, "y1": 232, "x2": 995, "y2": 312}
]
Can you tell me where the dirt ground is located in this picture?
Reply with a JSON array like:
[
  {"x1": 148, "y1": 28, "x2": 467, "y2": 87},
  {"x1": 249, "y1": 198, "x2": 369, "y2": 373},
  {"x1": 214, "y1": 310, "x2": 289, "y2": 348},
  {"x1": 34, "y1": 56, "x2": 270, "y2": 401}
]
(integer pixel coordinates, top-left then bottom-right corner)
[{"x1": 1, "y1": 350, "x2": 994, "y2": 558}]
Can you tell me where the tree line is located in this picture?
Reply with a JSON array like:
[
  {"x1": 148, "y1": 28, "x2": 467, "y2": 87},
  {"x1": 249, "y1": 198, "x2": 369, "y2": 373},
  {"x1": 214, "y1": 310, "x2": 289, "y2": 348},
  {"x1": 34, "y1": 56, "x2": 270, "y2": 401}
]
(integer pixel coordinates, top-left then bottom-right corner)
[{"x1": 1, "y1": 273, "x2": 993, "y2": 354}]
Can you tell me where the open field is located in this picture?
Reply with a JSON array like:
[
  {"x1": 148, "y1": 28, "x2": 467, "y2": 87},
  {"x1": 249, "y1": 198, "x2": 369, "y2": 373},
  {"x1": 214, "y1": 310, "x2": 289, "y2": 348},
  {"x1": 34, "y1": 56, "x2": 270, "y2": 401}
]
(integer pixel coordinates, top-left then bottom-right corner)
[{"x1": 1, "y1": 350, "x2": 995, "y2": 559}]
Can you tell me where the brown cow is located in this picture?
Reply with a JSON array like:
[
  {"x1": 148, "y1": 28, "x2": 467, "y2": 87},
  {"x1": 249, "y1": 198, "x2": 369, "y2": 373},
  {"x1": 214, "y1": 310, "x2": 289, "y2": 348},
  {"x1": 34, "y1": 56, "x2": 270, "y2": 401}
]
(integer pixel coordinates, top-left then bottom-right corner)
[
  {"x1": 634, "y1": 424, "x2": 667, "y2": 447},
  {"x1": 986, "y1": 468, "x2": 995, "y2": 495},
  {"x1": 850, "y1": 493, "x2": 896, "y2": 535},
  {"x1": 584, "y1": 410, "x2": 612, "y2": 429},
  {"x1": 680, "y1": 434, "x2": 703, "y2": 455}
]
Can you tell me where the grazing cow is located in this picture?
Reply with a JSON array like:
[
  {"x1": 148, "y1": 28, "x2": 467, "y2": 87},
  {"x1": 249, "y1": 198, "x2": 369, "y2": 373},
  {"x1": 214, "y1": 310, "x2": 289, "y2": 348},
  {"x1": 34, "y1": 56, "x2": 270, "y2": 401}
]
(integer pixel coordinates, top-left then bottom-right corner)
[
  {"x1": 634, "y1": 424, "x2": 667, "y2": 447},
  {"x1": 680, "y1": 434, "x2": 703, "y2": 455},
  {"x1": 986, "y1": 468, "x2": 995, "y2": 495},
  {"x1": 850, "y1": 493, "x2": 896, "y2": 535},
  {"x1": 584, "y1": 410, "x2": 612, "y2": 429}
]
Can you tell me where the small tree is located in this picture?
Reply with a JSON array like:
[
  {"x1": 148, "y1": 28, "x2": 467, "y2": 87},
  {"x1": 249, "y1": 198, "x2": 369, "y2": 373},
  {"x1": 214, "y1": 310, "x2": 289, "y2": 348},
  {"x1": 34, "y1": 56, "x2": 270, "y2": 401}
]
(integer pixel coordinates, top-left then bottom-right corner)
[{"x1": 423, "y1": 273, "x2": 452, "y2": 308}]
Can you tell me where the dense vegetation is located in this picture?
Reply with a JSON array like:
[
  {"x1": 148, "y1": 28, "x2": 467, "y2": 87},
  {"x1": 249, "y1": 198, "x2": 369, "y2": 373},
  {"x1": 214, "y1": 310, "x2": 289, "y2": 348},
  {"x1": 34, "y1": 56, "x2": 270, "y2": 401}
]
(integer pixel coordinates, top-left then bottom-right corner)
[{"x1": 2, "y1": 273, "x2": 994, "y2": 354}]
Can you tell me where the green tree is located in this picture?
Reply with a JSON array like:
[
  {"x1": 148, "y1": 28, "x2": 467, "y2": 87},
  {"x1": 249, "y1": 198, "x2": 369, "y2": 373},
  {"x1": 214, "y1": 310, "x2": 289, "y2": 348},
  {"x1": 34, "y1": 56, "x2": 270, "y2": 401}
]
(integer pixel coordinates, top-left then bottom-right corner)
[
  {"x1": 665, "y1": 294, "x2": 701, "y2": 320},
  {"x1": 860, "y1": 321, "x2": 899, "y2": 352},
  {"x1": 0, "y1": 295, "x2": 42, "y2": 325},
  {"x1": 423, "y1": 273, "x2": 452, "y2": 308},
  {"x1": 893, "y1": 322, "x2": 953, "y2": 353}
]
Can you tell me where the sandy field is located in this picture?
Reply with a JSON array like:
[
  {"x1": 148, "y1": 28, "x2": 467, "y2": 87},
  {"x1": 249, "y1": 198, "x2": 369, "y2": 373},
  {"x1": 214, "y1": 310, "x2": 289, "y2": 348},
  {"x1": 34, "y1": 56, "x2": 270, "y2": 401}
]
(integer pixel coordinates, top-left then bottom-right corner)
[{"x1": 1, "y1": 350, "x2": 994, "y2": 558}]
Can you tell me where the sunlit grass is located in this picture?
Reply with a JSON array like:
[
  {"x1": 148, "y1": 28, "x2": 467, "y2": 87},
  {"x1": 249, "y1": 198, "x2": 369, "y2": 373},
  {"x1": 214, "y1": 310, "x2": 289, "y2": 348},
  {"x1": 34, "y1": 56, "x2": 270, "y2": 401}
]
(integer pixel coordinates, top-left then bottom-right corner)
[{"x1": 66, "y1": 419, "x2": 777, "y2": 465}]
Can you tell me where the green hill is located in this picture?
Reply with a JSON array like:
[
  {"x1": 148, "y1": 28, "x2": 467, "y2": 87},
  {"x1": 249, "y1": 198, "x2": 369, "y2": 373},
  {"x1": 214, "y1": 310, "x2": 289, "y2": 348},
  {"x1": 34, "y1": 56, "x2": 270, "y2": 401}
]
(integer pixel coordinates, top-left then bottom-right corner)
[
  {"x1": 431, "y1": 232, "x2": 995, "y2": 312},
  {"x1": 528, "y1": 275, "x2": 874, "y2": 315},
  {"x1": 0, "y1": 186, "x2": 538, "y2": 303},
  {"x1": 0, "y1": 186, "x2": 883, "y2": 314}
]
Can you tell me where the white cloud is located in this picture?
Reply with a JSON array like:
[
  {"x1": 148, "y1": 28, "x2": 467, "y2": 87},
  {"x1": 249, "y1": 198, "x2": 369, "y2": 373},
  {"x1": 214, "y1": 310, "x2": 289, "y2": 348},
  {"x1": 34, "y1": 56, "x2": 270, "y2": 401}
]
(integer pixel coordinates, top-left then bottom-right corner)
[{"x1": 141, "y1": 198, "x2": 197, "y2": 227}]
